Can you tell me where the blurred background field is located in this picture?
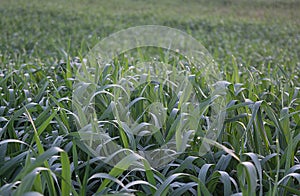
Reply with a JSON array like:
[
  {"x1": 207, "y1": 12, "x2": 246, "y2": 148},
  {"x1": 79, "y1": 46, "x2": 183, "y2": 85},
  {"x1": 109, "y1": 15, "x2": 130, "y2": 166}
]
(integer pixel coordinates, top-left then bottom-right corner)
[{"x1": 1, "y1": 0, "x2": 299, "y2": 66}]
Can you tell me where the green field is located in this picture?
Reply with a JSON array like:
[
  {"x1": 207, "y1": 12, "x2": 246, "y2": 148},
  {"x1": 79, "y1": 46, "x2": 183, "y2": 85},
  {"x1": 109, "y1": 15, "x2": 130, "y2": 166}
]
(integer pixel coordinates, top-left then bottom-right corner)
[{"x1": 0, "y1": 0, "x2": 300, "y2": 195}]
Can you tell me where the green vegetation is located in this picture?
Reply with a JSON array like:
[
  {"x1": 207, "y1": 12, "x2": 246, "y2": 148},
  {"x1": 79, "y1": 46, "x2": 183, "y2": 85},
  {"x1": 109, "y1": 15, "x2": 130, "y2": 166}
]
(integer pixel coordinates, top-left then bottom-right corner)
[{"x1": 0, "y1": 0, "x2": 299, "y2": 195}]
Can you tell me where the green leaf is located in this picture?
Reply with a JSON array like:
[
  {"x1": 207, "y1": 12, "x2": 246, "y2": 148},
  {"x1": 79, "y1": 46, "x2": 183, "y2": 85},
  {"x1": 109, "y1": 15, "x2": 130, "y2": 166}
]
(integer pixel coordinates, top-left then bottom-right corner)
[{"x1": 237, "y1": 162, "x2": 257, "y2": 196}]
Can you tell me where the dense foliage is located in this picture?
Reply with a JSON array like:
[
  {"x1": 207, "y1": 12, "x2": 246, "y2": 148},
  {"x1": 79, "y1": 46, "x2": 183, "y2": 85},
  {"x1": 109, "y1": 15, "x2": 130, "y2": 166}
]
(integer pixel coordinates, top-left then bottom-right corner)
[{"x1": 0, "y1": 0, "x2": 299, "y2": 195}]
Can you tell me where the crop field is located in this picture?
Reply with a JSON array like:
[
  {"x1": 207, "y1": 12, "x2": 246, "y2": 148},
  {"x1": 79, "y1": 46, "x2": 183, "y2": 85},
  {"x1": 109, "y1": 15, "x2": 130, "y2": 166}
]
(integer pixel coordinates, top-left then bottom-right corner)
[{"x1": 0, "y1": 0, "x2": 300, "y2": 195}]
